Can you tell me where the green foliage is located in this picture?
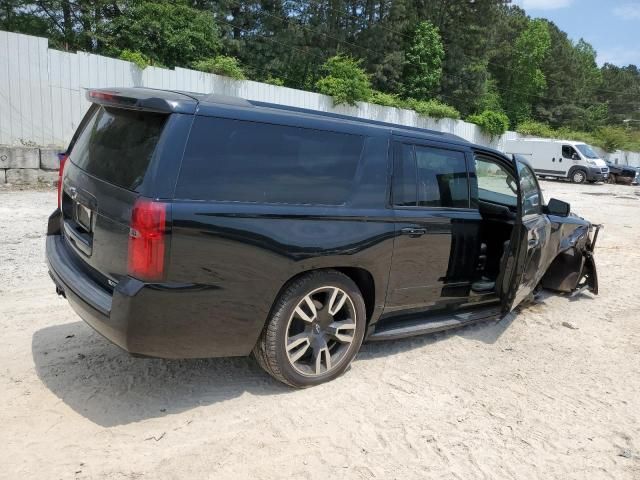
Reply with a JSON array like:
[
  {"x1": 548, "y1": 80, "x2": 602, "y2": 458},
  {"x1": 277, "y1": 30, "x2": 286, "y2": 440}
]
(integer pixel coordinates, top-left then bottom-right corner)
[
  {"x1": 2, "y1": 1, "x2": 640, "y2": 153},
  {"x1": 402, "y1": 21, "x2": 444, "y2": 101},
  {"x1": 516, "y1": 120, "x2": 556, "y2": 138},
  {"x1": 264, "y1": 76, "x2": 285, "y2": 86},
  {"x1": 404, "y1": 99, "x2": 460, "y2": 120},
  {"x1": 467, "y1": 110, "x2": 510, "y2": 138},
  {"x1": 316, "y1": 55, "x2": 372, "y2": 106},
  {"x1": 535, "y1": 23, "x2": 604, "y2": 129},
  {"x1": 193, "y1": 56, "x2": 246, "y2": 80},
  {"x1": 105, "y1": 2, "x2": 220, "y2": 69},
  {"x1": 369, "y1": 91, "x2": 403, "y2": 108},
  {"x1": 503, "y1": 19, "x2": 551, "y2": 124},
  {"x1": 119, "y1": 50, "x2": 150, "y2": 70},
  {"x1": 477, "y1": 77, "x2": 504, "y2": 114},
  {"x1": 594, "y1": 126, "x2": 631, "y2": 152}
]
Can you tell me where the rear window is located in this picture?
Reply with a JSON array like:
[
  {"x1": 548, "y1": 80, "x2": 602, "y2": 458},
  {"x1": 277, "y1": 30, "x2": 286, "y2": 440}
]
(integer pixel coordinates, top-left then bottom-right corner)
[
  {"x1": 70, "y1": 106, "x2": 167, "y2": 191},
  {"x1": 175, "y1": 117, "x2": 364, "y2": 205}
]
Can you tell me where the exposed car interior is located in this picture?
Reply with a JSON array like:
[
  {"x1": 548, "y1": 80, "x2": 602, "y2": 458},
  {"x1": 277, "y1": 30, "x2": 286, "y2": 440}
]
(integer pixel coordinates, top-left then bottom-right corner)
[{"x1": 473, "y1": 154, "x2": 519, "y2": 293}]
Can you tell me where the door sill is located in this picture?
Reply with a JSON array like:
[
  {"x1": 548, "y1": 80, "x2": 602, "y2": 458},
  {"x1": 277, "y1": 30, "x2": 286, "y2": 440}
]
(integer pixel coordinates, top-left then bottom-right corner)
[{"x1": 367, "y1": 305, "x2": 502, "y2": 342}]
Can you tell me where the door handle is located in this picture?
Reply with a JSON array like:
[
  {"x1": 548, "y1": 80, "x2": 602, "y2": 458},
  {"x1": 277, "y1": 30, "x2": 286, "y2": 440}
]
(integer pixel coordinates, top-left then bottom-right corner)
[{"x1": 401, "y1": 227, "x2": 427, "y2": 237}]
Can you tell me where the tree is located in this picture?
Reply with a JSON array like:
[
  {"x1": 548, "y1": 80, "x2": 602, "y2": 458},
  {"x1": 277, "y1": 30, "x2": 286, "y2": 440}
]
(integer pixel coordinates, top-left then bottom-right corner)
[
  {"x1": 402, "y1": 21, "x2": 444, "y2": 100},
  {"x1": 316, "y1": 55, "x2": 372, "y2": 105},
  {"x1": 102, "y1": 1, "x2": 220, "y2": 68},
  {"x1": 502, "y1": 18, "x2": 551, "y2": 124},
  {"x1": 535, "y1": 23, "x2": 603, "y2": 129},
  {"x1": 598, "y1": 64, "x2": 640, "y2": 125},
  {"x1": 1, "y1": 0, "x2": 639, "y2": 143}
]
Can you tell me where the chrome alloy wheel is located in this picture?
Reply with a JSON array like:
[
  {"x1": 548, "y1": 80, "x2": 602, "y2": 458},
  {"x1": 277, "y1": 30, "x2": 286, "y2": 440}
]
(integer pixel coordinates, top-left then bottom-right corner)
[{"x1": 285, "y1": 286, "x2": 357, "y2": 377}]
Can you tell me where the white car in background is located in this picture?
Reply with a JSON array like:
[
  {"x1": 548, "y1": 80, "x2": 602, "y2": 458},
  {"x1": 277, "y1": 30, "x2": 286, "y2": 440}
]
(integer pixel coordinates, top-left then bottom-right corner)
[{"x1": 504, "y1": 138, "x2": 609, "y2": 184}]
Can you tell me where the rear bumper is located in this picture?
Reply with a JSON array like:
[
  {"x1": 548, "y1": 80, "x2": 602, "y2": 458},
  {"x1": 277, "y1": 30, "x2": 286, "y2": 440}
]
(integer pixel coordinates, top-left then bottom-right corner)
[
  {"x1": 47, "y1": 233, "x2": 130, "y2": 353},
  {"x1": 46, "y1": 213, "x2": 261, "y2": 358}
]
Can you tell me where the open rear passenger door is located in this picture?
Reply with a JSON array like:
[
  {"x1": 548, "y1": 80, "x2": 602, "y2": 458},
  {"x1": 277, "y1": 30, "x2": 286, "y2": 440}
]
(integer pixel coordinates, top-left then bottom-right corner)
[{"x1": 498, "y1": 157, "x2": 551, "y2": 312}]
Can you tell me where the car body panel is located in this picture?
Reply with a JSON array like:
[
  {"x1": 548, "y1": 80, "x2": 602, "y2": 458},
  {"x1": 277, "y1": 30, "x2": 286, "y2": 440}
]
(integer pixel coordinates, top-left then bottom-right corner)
[{"x1": 45, "y1": 88, "x2": 600, "y2": 359}]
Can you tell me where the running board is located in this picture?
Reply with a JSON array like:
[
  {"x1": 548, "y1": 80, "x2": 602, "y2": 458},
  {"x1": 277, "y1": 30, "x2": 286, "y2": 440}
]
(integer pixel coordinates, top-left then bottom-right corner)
[{"x1": 368, "y1": 306, "x2": 502, "y2": 342}]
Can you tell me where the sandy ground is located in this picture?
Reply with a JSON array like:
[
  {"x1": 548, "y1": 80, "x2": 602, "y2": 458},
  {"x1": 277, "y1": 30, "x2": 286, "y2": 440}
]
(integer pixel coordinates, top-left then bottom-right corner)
[{"x1": 1, "y1": 180, "x2": 639, "y2": 480}]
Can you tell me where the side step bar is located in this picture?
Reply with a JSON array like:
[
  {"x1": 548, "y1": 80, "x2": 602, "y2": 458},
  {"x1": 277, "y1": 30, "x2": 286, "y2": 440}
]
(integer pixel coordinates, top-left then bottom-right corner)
[{"x1": 368, "y1": 306, "x2": 502, "y2": 342}]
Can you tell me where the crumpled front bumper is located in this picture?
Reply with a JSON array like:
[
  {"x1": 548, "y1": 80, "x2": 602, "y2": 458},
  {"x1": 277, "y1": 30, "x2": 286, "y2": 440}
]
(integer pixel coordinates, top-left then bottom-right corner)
[{"x1": 540, "y1": 223, "x2": 600, "y2": 295}]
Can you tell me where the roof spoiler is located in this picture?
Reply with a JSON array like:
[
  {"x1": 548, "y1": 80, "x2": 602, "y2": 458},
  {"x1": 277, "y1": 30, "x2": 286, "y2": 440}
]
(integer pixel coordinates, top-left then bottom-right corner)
[{"x1": 86, "y1": 88, "x2": 198, "y2": 114}]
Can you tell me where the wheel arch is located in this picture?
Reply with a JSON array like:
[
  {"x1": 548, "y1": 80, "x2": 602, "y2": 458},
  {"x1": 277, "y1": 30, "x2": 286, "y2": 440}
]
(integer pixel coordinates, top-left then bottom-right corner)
[
  {"x1": 268, "y1": 267, "x2": 377, "y2": 325},
  {"x1": 567, "y1": 165, "x2": 588, "y2": 182}
]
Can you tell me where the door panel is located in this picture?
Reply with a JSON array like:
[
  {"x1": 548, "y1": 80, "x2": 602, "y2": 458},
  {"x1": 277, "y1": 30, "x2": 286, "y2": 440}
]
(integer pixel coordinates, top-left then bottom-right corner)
[
  {"x1": 508, "y1": 214, "x2": 551, "y2": 308},
  {"x1": 386, "y1": 211, "x2": 482, "y2": 314},
  {"x1": 385, "y1": 140, "x2": 481, "y2": 316},
  {"x1": 501, "y1": 159, "x2": 552, "y2": 311}
]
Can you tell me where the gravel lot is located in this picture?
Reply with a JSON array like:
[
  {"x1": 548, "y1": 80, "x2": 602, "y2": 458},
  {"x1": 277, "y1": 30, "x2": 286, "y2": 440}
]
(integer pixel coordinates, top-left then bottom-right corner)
[{"x1": 1, "y1": 181, "x2": 639, "y2": 479}]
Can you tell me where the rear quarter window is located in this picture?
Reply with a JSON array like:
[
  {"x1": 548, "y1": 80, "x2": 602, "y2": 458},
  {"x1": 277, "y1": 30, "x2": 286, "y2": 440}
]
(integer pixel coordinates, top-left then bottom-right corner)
[
  {"x1": 69, "y1": 106, "x2": 168, "y2": 192},
  {"x1": 175, "y1": 117, "x2": 364, "y2": 205}
]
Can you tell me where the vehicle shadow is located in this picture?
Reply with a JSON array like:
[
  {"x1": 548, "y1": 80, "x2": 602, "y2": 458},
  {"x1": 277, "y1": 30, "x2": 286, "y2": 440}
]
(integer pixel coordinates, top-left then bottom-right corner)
[
  {"x1": 33, "y1": 311, "x2": 519, "y2": 427},
  {"x1": 32, "y1": 321, "x2": 289, "y2": 427}
]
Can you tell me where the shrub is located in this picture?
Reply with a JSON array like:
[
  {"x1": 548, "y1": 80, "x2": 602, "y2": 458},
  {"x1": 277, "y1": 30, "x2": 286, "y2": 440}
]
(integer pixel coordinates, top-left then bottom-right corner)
[
  {"x1": 467, "y1": 110, "x2": 510, "y2": 138},
  {"x1": 403, "y1": 98, "x2": 460, "y2": 120},
  {"x1": 316, "y1": 55, "x2": 372, "y2": 106},
  {"x1": 515, "y1": 120, "x2": 555, "y2": 138},
  {"x1": 369, "y1": 91, "x2": 403, "y2": 108},
  {"x1": 594, "y1": 126, "x2": 631, "y2": 152},
  {"x1": 264, "y1": 76, "x2": 285, "y2": 86},
  {"x1": 192, "y1": 56, "x2": 246, "y2": 80},
  {"x1": 119, "y1": 49, "x2": 150, "y2": 70}
]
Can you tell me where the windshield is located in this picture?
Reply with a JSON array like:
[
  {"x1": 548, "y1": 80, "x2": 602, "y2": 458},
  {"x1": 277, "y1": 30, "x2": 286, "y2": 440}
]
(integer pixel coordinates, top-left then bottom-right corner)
[{"x1": 575, "y1": 144, "x2": 599, "y2": 159}]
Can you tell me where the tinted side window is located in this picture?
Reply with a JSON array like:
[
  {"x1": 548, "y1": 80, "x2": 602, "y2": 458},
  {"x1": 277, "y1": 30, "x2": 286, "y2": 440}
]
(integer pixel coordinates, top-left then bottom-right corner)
[
  {"x1": 393, "y1": 144, "x2": 469, "y2": 208},
  {"x1": 176, "y1": 117, "x2": 364, "y2": 205},
  {"x1": 414, "y1": 146, "x2": 469, "y2": 208},
  {"x1": 392, "y1": 143, "x2": 416, "y2": 206},
  {"x1": 517, "y1": 161, "x2": 542, "y2": 216}
]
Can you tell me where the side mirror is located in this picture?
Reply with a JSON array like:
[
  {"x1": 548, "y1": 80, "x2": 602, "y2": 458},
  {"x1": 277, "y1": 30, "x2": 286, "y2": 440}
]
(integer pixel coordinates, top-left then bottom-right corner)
[
  {"x1": 546, "y1": 198, "x2": 570, "y2": 217},
  {"x1": 572, "y1": 153, "x2": 580, "y2": 161}
]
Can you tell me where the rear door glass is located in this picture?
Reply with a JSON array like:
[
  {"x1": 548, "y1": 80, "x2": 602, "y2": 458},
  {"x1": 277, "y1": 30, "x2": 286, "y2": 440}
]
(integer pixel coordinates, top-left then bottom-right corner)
[
  {"x1": 392, "y1": 143, "x2": 469, "y2": 208},
  {"x1": 70, "y1": 106, "x2": 168, "y2": 192},
  {"x1": 176, "y1": 117, "x2": 364, "y2": 205}
]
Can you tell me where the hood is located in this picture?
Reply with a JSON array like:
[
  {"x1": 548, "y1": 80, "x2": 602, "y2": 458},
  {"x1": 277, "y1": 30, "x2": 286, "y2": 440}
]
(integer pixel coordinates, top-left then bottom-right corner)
[{"x1": 593, "y1": 158, "x2": 607, "y2": 167}]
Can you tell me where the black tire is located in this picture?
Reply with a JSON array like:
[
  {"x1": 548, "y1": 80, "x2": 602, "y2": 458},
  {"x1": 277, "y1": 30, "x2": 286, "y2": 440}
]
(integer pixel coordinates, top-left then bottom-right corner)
[
  {"x1": 607, "y1": 175, "x2": 616, "y2": 184},
  {"x1": 571, "y1": 169, "x2": 587, "y2": 184},
  {"x1": 253, "y1": 270, "x2": 366, "y2": 388}
]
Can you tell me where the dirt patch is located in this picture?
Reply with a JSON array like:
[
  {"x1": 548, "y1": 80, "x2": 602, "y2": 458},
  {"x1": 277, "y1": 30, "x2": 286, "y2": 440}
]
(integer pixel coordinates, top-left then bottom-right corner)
[{"x1": 1, "y1": 183, "x2": 639, "y2": 479}]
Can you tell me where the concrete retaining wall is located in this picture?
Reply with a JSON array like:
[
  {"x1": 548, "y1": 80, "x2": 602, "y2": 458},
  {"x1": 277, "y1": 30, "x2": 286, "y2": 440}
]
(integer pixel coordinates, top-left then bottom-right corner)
[{"x1": 0, "y1": 147, "x2": 62, "y2": 185}]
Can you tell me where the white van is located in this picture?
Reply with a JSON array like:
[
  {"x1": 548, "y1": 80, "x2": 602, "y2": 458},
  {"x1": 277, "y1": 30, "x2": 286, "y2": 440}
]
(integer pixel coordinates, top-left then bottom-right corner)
[{"x1": 503, "y1": 138, "x2": 609, "y2": 183}]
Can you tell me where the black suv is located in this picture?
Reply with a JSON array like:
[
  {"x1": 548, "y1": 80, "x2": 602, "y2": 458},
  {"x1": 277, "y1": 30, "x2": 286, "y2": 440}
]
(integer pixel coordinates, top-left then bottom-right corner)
[{"x1": 46, "y1": 88, "x2": 599, "y2": 387}]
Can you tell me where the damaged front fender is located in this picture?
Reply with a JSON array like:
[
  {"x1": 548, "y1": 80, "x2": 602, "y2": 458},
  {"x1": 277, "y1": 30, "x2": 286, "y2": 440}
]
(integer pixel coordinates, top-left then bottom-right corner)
[{"x1": 540, "y1": 223, "x2": 600, "y2": 295}]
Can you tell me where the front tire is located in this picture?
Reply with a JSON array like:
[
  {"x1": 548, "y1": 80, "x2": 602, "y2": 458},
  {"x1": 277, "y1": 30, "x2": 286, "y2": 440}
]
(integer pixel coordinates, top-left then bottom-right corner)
[
  {"x1": 571, "y1": 169, "x2": 587, "y2": 184},
  {"x1": 254, "y1": 270, "x2": 366, "y2": 388}
]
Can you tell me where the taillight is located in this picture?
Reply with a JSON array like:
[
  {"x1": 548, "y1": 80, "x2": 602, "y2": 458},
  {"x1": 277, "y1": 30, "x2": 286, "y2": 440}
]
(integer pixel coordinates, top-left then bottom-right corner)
[
  {"x1": 127, "y1": 199, "x2": 168, "y2": 282},
  {"x1": 57, "y1": 154, "x2": 68, "y2": 209}
]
